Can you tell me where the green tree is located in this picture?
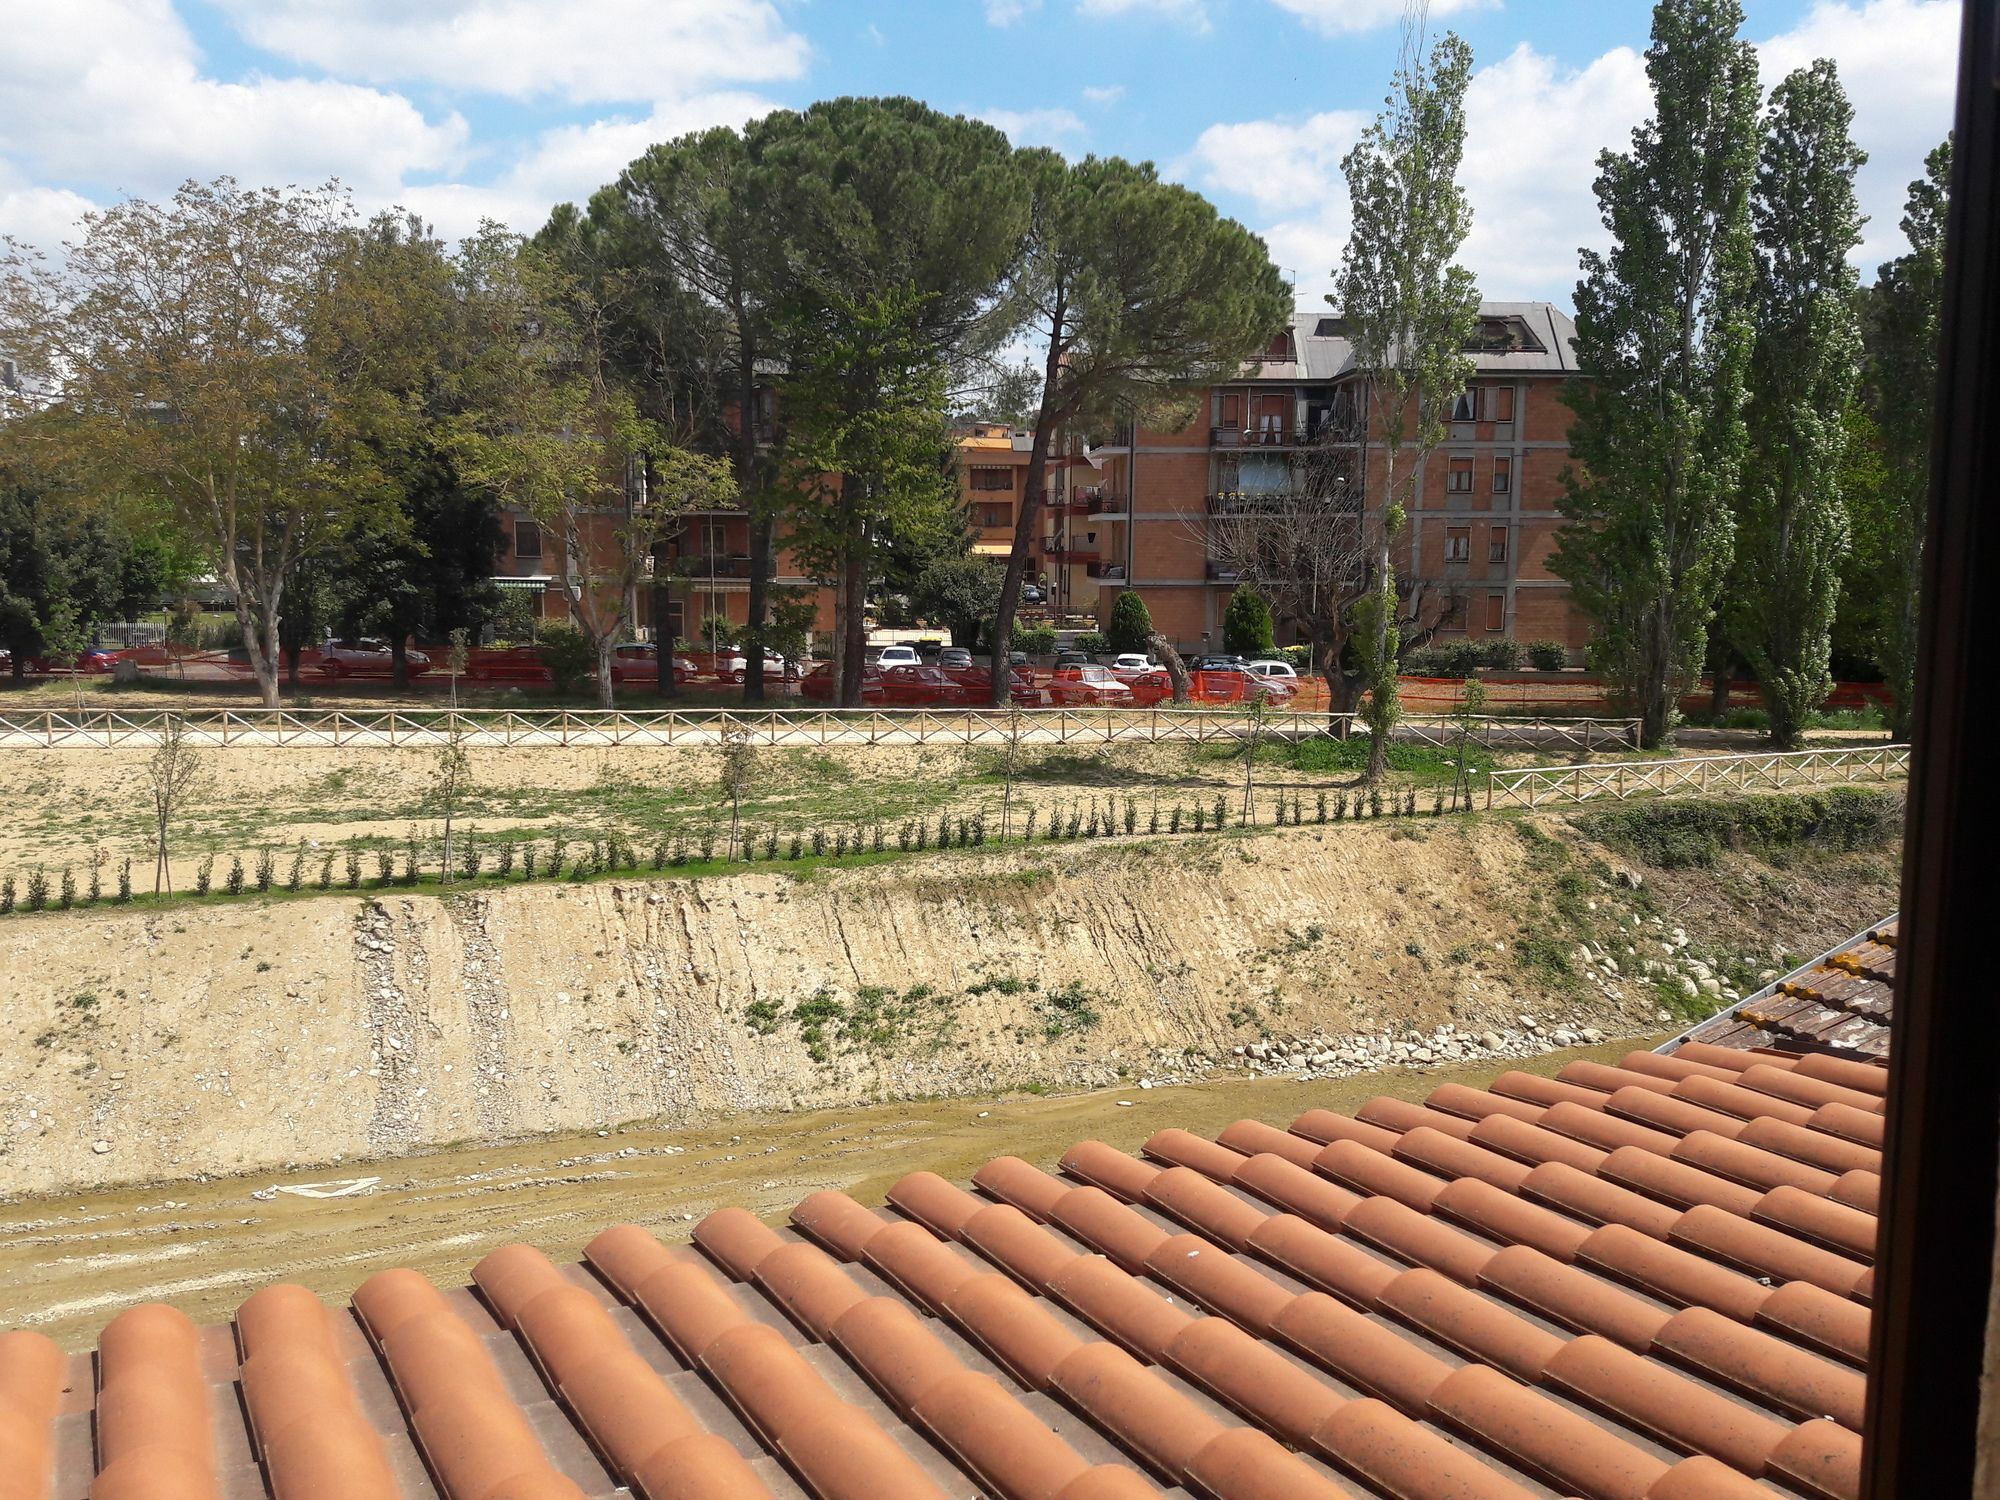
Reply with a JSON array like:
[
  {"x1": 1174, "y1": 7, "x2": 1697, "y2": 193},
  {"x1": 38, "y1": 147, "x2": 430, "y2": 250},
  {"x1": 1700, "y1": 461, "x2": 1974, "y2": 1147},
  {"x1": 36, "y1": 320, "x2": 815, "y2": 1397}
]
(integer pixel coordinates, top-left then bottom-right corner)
[
  {"x1": 0, "y1": 180, "x2": 435, "y2": 707},
  {"x1": 778, "y1": 287, "x2": 960, "y2": 696},
  {"x1": 911, "y1": 554, "x2": 1004, "y2": 648},
  {"x1": 447, "y1": 231, "x2": 735, "y2": 707},
  {"x1": 1222, "y1": 583, "x2": 1276, "y2": 657},
  {"x1": 1865, "y1": 138, "x2": 1950, "y2": 740},
  {"x1": 753, "y1": 98, "x2": 1029, "y2": 705},
  {"x1": 1723, "y1": 62, "x2": 1867, "y2": 748},
  {"x1": 1335, "y1": 27, "x2": 1482, "y2": 778},
  {"x1": 0, "y1": 471, "x2": 122, "y2": 678},
  {"x1": 987, "y1": 151, "x2": 1289, "y2": 703},
  {"x1": 1551, "y1": 0, "x2": 1761, "y2": 749},
  {"x1": 331, "y1": 446, "x2": 506, "y2": 688},
  {"x1": 593, "y1": 126, "x2": 785, "y2": 700},
  {"x1": 1105, "y1": 590, "x2": 1155, "y2": 655},
  {"x1": 1828, "y1": 400, "x2": 1890, "y2": 679}
]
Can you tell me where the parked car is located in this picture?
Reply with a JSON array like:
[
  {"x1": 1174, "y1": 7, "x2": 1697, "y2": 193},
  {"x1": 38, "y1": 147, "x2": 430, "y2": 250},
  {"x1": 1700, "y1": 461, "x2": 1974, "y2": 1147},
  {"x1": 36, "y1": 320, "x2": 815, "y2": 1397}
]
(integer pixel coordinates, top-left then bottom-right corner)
[
  {"x1": 800, "y1": 663, "x2": 885, "y2": 703},
  {"x1": 716, "y1": 651, "x2": 798, "y2": 683},
  {"x1": 942, "y1": 665, "x2": 1039, "y2": 703},
  {"x1": 875, "y1": 643, "x2": 921, "y2": 668},
  {"x1": 1189, "y1": 654, "x2": 1248, "y2": 672},
  {"x1": 1053, "y1": 649, "x2": 1094, "y2": 668},
  {"x1": 605, "y1": 642, "x2": 704, "y2": 686},
  {"x1": 1125, "y1": 667, "x2": 1294, "y2": 708},
  {"x1": 1047, "y1": 664, "x2": 1135, "y2": 707},
  {"x1": 1110, "y1": 652, "x2": 1153, "y2": 677},
  {"x1": 1245, "y1": 659, "x2": 1300, "y2": 682},
  {"x1": 878, "y1": 664, "x2": 976, "y2": 706},
  {"x1": 20, "y1": 645, "x2": 124, "y2": 674},
  {"x1": 1021, "y1": 585, "x2": 1044, "y2": 604},
  {"x1": 936, "y1": 646, "x2": 973, "y2": 669},
  {"x1": 318, "y1": 638, "x2": 430, "y2": 677}
]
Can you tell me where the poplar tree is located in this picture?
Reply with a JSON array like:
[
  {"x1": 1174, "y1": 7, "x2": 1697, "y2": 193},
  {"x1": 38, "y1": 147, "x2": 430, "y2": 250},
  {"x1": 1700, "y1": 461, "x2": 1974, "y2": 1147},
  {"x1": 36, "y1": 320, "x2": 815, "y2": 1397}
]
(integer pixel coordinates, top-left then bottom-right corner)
[
  {"x1": 1866, "y1": 138, "x2": 1950, "y2": 741},
  {"x1": 985, "y1": 152, "x2": 1289, "y2": 703},
  {"x1": 1335, "y1": 27, "x2": 1481, "y2": 780},
  {"x1": 1725, "y1": 62, "x2": 1866, "y2": 748},
  {"x1": 1552, "y1": 0, "x2": 1760, "y2": 749}
]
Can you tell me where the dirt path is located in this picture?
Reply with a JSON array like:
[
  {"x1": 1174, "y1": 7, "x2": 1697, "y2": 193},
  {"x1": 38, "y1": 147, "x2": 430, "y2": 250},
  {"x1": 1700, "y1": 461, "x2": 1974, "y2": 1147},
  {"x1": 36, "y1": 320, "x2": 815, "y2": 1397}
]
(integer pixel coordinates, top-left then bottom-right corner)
[{"x1": 0, "y1": 1037, "x2": 1651, "y2": 1351}]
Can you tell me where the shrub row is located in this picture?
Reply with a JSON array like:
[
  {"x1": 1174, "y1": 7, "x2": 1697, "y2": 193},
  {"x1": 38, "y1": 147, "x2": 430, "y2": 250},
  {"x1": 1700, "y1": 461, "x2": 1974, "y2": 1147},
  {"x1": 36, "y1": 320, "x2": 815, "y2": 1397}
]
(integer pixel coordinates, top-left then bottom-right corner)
[
  {"x1": 1403, "y1": 638, "x2": 1568, "y2": 675},
  {"x1": 1, "y1": 781, "x2": 1486, "y2": 916},
  {"x1": 1571, "y1": 787, "x2": 1904, "y2": 870}
]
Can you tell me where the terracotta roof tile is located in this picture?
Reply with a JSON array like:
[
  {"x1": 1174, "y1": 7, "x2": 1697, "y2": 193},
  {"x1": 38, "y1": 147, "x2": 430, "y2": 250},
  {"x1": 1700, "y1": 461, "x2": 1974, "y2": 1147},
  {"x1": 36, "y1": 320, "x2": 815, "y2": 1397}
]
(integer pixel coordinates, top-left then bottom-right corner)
[{"x1": 12, "y1": 1004, "x2": 1898, "y2": 1500}]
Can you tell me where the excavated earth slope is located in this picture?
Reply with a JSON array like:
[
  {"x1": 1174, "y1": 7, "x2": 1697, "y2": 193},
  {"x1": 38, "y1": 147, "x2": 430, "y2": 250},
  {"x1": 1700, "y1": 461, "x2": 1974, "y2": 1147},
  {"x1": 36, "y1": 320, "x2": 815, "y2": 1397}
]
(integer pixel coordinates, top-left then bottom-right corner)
[{"x1": 0, "y1": 819, "x2": 1894, "y2": 1197}]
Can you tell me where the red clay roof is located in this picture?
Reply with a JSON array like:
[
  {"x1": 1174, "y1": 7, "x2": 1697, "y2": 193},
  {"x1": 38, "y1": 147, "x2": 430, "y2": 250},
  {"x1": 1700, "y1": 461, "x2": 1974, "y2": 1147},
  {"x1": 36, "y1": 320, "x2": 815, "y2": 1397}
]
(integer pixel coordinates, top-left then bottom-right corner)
[
  {"x1": 1674, "y1": 916, "x2": 1896, "y2": 1061},
  {"x1": 2, "y1": 1039, "x2": 1884, "y2": 1500}
]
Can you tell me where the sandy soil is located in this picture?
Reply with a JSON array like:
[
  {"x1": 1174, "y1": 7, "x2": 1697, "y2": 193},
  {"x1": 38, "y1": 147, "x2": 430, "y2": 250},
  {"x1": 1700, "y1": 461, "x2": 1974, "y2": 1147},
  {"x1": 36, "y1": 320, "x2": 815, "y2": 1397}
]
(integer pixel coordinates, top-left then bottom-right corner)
[{"x1": 0, "y1": 1037, "x2": 1658, "y2": 1353}]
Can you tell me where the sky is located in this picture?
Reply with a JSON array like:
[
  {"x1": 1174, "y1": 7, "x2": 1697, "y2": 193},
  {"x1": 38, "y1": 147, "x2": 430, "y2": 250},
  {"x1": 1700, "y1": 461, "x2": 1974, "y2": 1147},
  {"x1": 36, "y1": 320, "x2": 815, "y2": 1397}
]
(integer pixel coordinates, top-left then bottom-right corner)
[{"x1": 0, "y1": 0, "x2": 1963, "y2": 311}]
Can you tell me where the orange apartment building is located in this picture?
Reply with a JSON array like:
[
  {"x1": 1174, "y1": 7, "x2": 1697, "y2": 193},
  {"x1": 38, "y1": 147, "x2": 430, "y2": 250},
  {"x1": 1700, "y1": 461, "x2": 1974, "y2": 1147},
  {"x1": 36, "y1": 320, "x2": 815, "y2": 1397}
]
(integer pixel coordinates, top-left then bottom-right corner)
[{"x1": 1080, "y1": 301, "x2": 1592, "y2": 657}]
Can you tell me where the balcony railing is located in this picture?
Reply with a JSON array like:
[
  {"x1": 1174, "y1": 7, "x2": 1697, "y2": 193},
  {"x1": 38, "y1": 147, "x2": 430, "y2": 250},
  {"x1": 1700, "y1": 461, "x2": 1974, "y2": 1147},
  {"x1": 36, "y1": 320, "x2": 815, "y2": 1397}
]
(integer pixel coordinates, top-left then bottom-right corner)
[
  {"x1": 1086, "y1": 561, "x2": 1127, "y2": 580},
  {"x1": 1211, "y1": 424, "x2": 1297, "y2": 447},
  {"x1": 1085, "y1": 491, "x2": 1130, "y2": 515},
  {"x1": 1206, "y1": 490, "x2": 1293, "y2": 515},
  {"x1": 1205, "y1": 560, "x2": 1243, "y2": 582},
  {"x1": 674, "y1": 554, "x2": 774, "y2": 580},
  {"x1": 1044, "y1": 546, "x2": 1096, "y2": 563}
]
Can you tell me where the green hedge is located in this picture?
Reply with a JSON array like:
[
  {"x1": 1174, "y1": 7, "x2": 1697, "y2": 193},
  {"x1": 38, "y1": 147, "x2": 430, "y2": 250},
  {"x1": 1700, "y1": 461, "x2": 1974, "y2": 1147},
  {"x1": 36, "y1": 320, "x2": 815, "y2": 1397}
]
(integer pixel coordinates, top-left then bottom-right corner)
[{"x1": 1572, "y1": 788, "x2": 1904, "y2": 869}]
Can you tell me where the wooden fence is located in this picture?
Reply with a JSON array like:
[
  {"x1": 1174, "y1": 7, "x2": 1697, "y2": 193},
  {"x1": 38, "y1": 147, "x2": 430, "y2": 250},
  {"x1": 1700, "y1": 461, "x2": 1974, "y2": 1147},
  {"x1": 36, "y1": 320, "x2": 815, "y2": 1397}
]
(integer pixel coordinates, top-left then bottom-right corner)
[
  {"x1": 1486, "y1": 743, "x2": 1911, "y2": 808},
  {"x1": 0, "y1": 705, "x2": 1640, "y2": 753}
]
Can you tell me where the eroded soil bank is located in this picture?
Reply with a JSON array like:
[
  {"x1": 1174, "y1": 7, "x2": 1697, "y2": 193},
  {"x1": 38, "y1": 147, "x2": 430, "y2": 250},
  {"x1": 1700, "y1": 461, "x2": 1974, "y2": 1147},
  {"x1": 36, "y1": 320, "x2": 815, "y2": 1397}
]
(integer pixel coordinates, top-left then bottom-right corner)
[{"x1": 1, "y1": 811, "x2": 1897, "y2": 1204}]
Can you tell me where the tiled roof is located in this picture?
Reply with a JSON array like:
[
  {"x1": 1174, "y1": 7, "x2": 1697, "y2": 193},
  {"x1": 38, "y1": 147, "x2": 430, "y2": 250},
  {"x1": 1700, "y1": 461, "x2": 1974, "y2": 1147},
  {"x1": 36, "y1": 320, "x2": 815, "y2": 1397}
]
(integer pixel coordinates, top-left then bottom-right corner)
[
  {"x1": 1671, "y1": 917, "x2": 1897, "y2": 1062},
  {"x1": 1, "y1": 1040, "x2": 1886, "y2": 1500}
]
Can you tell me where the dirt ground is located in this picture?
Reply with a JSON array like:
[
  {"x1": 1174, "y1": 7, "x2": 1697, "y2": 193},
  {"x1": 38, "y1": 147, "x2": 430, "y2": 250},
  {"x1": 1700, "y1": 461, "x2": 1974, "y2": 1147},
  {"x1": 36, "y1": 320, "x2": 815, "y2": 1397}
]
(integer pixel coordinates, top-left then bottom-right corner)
[{"x1": 0, "y1": 1037, "x2": 1657, "y2": 1352}]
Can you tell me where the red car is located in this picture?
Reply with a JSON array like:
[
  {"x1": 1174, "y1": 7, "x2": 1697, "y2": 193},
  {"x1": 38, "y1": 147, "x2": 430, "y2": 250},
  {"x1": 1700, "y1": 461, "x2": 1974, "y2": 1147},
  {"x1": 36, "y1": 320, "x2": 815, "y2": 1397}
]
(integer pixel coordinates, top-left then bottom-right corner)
[
  {"x1": 941, "y1": 666, "x2": 1041, "y2": 704},
  {"x1": 1047, "y1": 664, "x2": 1136, "y2": 707},
  {"x1": 878, "y1": 664, "x2": 981, "y2": 706},
  {"x1": 1125, "y1": 668, "x2": 1296, "y2": 708},
  {"x1": 318, "y1": 638, "x2": 430, "y2": 678},
  {"x1": 800, "y1": 663, "x2": 885, "y2": 703}
]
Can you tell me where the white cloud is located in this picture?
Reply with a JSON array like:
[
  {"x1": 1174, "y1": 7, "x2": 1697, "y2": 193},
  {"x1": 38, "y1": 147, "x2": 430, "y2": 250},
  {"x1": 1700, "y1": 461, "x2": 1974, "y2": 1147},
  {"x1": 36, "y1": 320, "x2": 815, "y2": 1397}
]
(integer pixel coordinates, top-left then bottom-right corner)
[
  {"x1": 208, "y1": 0, "x2": 809, "y2": 106},
  {"x1": 1756, "y1": 0, "x2": 1959, "y2": 273},
  {"x1": 978, "y1": 107, "x2": 1089, "y2": 150},
  {"x1": 1083, "y1": 84, "x2": 1128, "y2": 105},
  {"x1": 0, "y1": 164, "x2": 97, "y2": 253},
  {"x1": 0, "y1": 0, "x2": 468, "y2": 204},
  {"x1": 987, "y1": 0, "x2": 1044, "y2": 24},
  {"x1": 1186, "y1": 0, "x2": 1959, "y2": 308},
  {"x1": 1269, "y1": 0, "x2": 1498, "y2": 35},
  {"x1": 398, "y1": 91, "x2": 780, "y2": 237},
  {"x1": 1077, "y1": 0, "x2": 1212, "y2": 33}
]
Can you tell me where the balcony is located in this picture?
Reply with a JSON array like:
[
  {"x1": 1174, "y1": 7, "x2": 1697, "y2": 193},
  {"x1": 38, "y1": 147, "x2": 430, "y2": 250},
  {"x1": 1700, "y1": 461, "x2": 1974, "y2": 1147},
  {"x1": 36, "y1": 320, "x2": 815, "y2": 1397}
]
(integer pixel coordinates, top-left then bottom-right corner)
[
  {"x1": 1206, "y1": 490, "x2": 1292, "y2": 516},
  {"x1": 1210, "y1": 424, "x2": 1297, "y2": 448},
  {"x1": 1083, "y1": 489, "x2": 1130, "y2": 517},
  {"x1": 1205, "y1": 560, "x2": 1243, "y2": 583},
  {"x1": 1043, "y1": 546, "x2": 1096, "y2": 563},
  {"x1": 1086, "y1": 561, "x2": 1126, "y2": 581},
  {"x1": 674, "y1": 553, "x2": 774, "y2": 580}
]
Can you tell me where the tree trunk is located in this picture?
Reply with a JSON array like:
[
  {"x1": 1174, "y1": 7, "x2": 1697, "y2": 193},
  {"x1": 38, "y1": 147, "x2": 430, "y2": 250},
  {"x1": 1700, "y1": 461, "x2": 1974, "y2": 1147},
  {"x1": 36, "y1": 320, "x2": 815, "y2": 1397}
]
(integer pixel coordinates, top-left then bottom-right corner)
[
  {"x1": 1148, "y1": 633, "x2": 1190, "y2": 706},
  {"x1": 596, "y1": 635, "x2": 617, "y2": 710},
  {"x1": 837, "y1": 500, "x2": 868, "y2": 708},
  {"x1": 650, "y1": 561, "x2": 678, "y2": 701},
  {"x1": 743, "y1": 512, "x2": 772, "y2": 703},
  {"x1": 990, "y1": 302, "x2": 1067, "y2": 707},
  {"x1": 391, "y1": 635, "x2": 409, "y2": 691},
  {"x1": 240, "y1": 601, "x2": 282, "y2": 709}
]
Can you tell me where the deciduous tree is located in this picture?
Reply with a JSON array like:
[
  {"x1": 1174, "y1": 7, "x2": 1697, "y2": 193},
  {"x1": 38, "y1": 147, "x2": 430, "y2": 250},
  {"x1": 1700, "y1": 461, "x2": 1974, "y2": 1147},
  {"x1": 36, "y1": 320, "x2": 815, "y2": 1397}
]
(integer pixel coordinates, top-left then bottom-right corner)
[
  {"x1": 911, "y1": 554, "x2": 1004, "y2": 648},
  {"x1": 1724, "y1": 62, "x2": 1866, "y2": 748},
  {"x1": 0, "y1": 180, "x2": 430, "y2": 707},
  {"x1": 447, "y1": 231, "x2": 735, "y2": 708},
  {"x1": 1335, "y1": 26, "x2": 1482, "y2": 778},
  {"x1": 1865, "y1": 138, "x2": 1950, "y2": 741},
  {"x1": 987, "y1": 152, "x2": 1289, "y2": 703},
  {"x1": 1552, "y1": 0, "x2": 1761, "y2": 749}
]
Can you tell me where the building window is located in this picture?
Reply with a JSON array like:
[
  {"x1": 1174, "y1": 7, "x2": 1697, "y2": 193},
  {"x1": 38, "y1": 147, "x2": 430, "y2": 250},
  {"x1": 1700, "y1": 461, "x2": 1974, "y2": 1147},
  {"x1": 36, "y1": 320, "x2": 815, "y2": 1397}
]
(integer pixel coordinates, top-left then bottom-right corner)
[
  {"x1": 981, "y1": 506, "x2": 1008, "y2": 529},
  {"x1": 1451, "y1": 390, "x2": 1477, "y2": 422},
  {"x1": 1485, "y1": 593, "x2": 1505, "y2": 632},
  {"x1": 1444, "y1": 527, "x2": 1470, "y2": 562},
  {"x1": 1447, "y1": 457, "x2": 1474, "y2": 493},
  {"x1": 514, "y1": 520, "x2": 542, "y2": 558},
  {"x1": 1488, "y1": 526, "x2": 1508, "y2": 563},
  {"x1": 970, "y1": 467, "x2": 1011, "y2": 491},
  {"x1": 1493, "y1": 457, "x2": 1512, "y2": 494},
  {"x1": 1491, "y1": 386, "x2": 1515, "y2": 423}
]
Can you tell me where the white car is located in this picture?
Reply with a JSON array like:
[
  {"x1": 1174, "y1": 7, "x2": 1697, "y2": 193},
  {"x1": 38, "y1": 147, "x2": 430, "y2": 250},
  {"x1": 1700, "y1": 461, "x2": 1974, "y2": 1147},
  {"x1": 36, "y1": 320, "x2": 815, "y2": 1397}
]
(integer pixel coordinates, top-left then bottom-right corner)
[
  {"x1": 1245, "y1": 658, "x2": 1300, "y2": 681},
  {"x1": 1110, "y1": 652, "x2": 1153, "y2": 676},
  {"x1": 875, "y1": 643, "x2": 921, "y2": 667}
]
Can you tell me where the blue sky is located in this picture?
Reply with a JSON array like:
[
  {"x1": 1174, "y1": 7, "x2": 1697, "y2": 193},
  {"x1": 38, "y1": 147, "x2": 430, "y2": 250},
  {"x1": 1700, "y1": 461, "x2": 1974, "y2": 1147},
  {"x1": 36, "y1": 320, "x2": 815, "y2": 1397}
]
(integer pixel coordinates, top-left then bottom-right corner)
[{"x1": 0, "y1": 0, "x2": 1961, "y2": 307}]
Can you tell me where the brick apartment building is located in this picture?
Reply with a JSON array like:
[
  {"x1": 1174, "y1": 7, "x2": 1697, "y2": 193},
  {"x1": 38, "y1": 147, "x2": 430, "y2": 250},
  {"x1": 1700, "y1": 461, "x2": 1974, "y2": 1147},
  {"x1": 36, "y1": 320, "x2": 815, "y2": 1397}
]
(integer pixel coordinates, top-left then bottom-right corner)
[
  {"x1": 490, "y1": 301, "x2": 1590, "y2": 656},
  {"x1": 1076, "y1": 301, "x2": 1591, "y2": 656}
]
